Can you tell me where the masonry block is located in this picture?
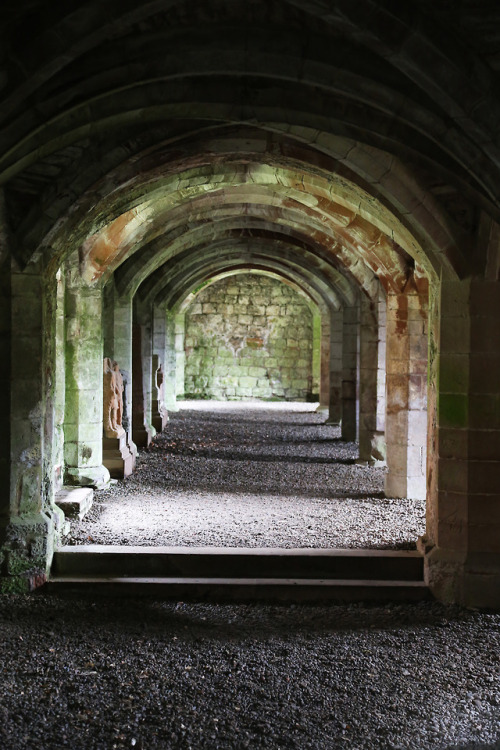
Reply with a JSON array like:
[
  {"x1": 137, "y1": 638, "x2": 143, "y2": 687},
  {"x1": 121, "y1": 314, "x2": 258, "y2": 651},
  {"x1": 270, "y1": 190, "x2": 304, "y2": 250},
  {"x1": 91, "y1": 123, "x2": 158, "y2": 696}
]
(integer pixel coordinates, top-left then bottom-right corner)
[
  {"x1": 55, "y1": 486, "x2": 93, "y2": 520},
  {"x1": 183, "y1": 275, "x2": 315, "y2": 401}
]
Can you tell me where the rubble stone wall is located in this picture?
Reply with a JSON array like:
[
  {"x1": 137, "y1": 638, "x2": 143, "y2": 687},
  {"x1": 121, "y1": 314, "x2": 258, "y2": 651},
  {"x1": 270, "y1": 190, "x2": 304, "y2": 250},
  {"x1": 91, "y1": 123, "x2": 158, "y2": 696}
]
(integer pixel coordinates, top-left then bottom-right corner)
[{"x1": 184, "y1": 275, "x2": 314, "y2": 400}]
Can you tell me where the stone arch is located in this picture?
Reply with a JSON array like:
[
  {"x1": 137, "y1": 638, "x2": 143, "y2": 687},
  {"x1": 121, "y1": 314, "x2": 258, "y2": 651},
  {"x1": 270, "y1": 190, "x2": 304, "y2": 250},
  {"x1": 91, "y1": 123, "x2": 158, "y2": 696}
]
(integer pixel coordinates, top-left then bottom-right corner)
[
  {"x1": 2, "y1": 1, "x2": 500, "y2": 605},
  {"x1": 177, "y1": 270, "x2": 324, "y2": 402}
]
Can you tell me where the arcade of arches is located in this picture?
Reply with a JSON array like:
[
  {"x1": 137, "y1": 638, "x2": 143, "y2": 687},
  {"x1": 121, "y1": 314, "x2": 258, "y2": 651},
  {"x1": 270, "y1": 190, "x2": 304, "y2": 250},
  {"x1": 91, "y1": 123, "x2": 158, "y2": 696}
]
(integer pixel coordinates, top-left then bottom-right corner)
[{"x1": 1, "y1": 1, "x2": 500, "y2": 608}]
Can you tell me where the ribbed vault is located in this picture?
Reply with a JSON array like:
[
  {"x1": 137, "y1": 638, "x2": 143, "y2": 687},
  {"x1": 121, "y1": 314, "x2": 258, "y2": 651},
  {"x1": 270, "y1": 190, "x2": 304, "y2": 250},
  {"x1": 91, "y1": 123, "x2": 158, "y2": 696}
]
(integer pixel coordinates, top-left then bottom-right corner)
[
  {"x1": 146, "y1": 245, "x2": 350, "y2": 312},
  {"x1": 2, "y1": 1, "x2": 500, "y2": 210},
  {"x1": 176, "y1": 269, "x2": 326, "y2": 316},
  {"x1": 38, "y1": 138, "x2": 440, "y2": 309},
  {"x1": 3, "y1": 1, "x2": 498, "y2": 286},
  {"x1": 2, "y1": 0, "x2": 500, "y2": 607}
]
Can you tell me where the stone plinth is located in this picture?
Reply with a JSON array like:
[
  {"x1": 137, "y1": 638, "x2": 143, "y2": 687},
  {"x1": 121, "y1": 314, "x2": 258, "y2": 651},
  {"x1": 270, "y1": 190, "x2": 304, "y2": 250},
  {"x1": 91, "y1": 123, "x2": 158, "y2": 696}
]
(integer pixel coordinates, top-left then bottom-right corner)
[
  {"x1": 55, "y1": 486, "x2": 94, "y2": 521},
  {"x1": 152, "y1": 401, "x2": 168, "y2": 432},
  {"x1": 103, "y1": 433, "x2": 135, "y2": 478}
]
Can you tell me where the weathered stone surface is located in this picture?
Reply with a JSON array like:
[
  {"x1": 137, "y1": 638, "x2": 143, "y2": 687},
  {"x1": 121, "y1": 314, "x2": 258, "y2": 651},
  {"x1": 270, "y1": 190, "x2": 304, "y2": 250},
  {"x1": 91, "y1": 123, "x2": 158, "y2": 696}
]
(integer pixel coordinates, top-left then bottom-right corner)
[
  {"x1": 184, "y1": 275, "x2": 315, "y2": 400},
  {"x1": 3, "y1": 2, "x2": 500, "y2": 609},
  {"x1": 103, "y1": 358, "x2": 125, "y2": 439},
  {"x1": 55, "y1": 486, "x2": 93, "y2": 521},
  {"x1": 151, "y1": 356, "x2": 168, "y2": 432},
  {"x1": 102, "y1": 433, "x2": 135, "y2": 479}
]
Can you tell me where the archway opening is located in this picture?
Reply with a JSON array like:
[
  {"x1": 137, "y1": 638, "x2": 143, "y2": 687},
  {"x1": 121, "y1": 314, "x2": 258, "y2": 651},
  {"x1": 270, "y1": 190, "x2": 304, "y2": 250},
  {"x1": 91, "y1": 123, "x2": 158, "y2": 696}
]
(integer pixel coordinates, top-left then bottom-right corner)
[
  {"x1": 39, "y1": 128, "x2": 437, "y2": 559},
  {"x1": 181, "y1": 273, "x2": 319, "y2": 403}
]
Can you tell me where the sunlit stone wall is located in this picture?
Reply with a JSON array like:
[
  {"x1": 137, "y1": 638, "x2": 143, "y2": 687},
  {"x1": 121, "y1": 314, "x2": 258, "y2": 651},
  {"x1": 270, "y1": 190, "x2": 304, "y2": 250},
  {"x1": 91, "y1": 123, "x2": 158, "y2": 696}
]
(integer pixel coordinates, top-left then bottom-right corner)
[{"x1": 184, "y1": 275, "x2": 314, "y2": 400}]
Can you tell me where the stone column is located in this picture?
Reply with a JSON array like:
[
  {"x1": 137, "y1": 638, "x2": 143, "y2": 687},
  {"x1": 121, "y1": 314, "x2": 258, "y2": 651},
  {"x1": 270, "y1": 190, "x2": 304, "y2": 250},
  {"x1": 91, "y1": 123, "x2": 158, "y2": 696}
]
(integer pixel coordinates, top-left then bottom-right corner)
[
  {"x1": 376, "y1": 288, "x2": 387, "y2": 441},
  {"x1": 317, "y1": 308, "x2": 330, "y2": 412},
  {"x1": 0, "y1": 256, "x2": 11, "y2": 533},
  {"x1": 175, "y1": 312, "x2": 186, "y2": 399},
  {"x1": 151, "y1": 305, "x2": 168, "y2": 432},
  {"x1": 327, "y1": 308, "x2": 342, "y2": 424},
  {"x1": 132, "y1": 322, "x2": 153, "y2": 447},
  {"x1": 359, "y1": 294, "x2": 380, "y2": 462},
  {"x1": 53, "y1": 269, "x2": 66, "y2": 492},
  {"x1": 64, "y1": 275, "x2": 110, "y2": 488},
  {"x1": 341, "y1": 303, "x2": 358, "y2": 441},
  {"x1": 151, "y1": 354, "x2": 168, "y2": 432},
  {"x1": 109, "y1": 294, "x2": 136, "y2": 462},
  {"x1": 385, "y1": 283, "x2": 428, "y2": 500},
  {"x1": 311, "y1": 309, "x2": 322, "y2": 404},
  {"x1": 425, "y1": 278, "x2": 500, "y2": 607},
  {"x1": 2, "y1": 261, "x2": 64, "y2": 589},
  {"x1": 102, "y1": 357, "x2": 134, "y2": 479},
  {"x1": 163, "y1": 310, "x2": 178, "y2": 411},
  {"x1": 358, "y1": 287, "x2": 386, "y2": 463}
]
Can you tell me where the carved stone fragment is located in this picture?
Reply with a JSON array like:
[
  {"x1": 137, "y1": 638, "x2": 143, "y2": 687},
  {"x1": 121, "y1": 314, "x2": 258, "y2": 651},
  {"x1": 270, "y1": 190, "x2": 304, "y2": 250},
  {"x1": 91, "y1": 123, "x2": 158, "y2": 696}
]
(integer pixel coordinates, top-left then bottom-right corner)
[{"x1": 103, "y1": 357, "x2": 125, "y2": 439}]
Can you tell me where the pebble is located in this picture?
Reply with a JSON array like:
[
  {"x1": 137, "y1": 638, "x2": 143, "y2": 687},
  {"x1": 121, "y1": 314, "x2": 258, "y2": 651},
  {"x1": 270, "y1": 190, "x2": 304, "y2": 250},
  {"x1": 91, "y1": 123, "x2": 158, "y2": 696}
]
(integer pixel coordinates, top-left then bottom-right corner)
[
  {"x1": 1, "y1": 596, "x2": 499, "y2": 749},
  {"x1": 2, "y1": 403, "x2": 483, "y2": 748},
  {"x1": 68, "y1": 403, "x2": 425, "y2": 549}
]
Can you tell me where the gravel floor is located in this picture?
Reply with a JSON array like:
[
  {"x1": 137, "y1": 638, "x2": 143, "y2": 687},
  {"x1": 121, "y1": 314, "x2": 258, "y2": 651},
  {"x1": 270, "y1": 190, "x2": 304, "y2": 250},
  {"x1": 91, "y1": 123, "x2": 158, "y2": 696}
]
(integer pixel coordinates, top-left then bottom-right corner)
[
  {"x1": 67, "y1": 402, "x2": 425, "y2": 549},
  {"x1": 2, "y1": 405, "x2": 499, "y2": 750},
  {"x1": 0, "y1": 595, "x2": 499, "y2": 749}
]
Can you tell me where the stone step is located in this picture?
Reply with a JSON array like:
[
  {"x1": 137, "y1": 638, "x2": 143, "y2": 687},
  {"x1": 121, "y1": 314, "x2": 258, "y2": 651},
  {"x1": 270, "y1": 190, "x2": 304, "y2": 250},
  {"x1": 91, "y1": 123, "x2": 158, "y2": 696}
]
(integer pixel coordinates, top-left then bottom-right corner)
[
  {"x1": 51, "y1": 545, "x2": 424, "y2": 581},
  {"x1": 44, "y1": 575, "x2": 430, "y2": 603},
  {"x1": 54, "y1": 487, "x2": 93, "y2": 521}
]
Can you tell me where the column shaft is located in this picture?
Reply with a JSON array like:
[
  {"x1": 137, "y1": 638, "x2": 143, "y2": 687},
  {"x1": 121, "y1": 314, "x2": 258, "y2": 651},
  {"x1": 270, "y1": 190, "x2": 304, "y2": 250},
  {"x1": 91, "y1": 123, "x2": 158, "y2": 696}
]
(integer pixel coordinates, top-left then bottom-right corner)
[
  {"x1": 385, "y1": 286, "x2": 428, "y2": 500},
  {"x1": 341, "y1": 304, "x2": 358, "y2": 441}
]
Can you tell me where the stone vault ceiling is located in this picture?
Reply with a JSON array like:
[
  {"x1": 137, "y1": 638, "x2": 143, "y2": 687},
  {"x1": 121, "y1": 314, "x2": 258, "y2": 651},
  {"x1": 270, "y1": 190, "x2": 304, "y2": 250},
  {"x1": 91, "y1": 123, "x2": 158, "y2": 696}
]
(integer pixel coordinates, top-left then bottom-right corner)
[{"x1": 2, "y1": 0, "x2": 500, "y2": 294}]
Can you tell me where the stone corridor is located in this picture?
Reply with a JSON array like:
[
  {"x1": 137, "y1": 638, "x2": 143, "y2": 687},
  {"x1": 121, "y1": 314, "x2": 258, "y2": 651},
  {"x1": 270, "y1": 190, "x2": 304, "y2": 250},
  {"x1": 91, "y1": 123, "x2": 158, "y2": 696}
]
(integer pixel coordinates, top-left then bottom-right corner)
[
  {"x1": 3, "y1": 0, "x2": 500, "y2": 611},
  {"x1": 67, "y1": 402, "x2": 425, "y2": 550}
]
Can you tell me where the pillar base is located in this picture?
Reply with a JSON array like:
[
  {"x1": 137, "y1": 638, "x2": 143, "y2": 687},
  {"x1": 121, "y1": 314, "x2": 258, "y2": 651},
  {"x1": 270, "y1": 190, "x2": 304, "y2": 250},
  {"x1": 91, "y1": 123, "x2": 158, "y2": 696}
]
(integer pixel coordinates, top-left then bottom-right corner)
[
  {"x1": 126, "y1": 432, "x2": 138, "y2": 464},
  {"x1": 103, "y1": 434, "x2": 135, "y2": 479},
  {"x1": 65, "y1": 464, "x2": 110, "y2": 489},
  {"x1": 152, "y1": 401, "x2": 169, "y2": 433},
  {"x1": 133, "y1": 426, "x2": 152, "y2": 448},
  {"x1": 384, "y1": 474, "x2": 425, "y2": 501},
  {"x1": 359, "y1": 431, "x2": 386, "y2": 464},
  {"x1": 0, "y1": 511, "x2": 62, "y2": 592},
  {"x1": 424, "y1": 543, "x2": 500, "y2": 609}
]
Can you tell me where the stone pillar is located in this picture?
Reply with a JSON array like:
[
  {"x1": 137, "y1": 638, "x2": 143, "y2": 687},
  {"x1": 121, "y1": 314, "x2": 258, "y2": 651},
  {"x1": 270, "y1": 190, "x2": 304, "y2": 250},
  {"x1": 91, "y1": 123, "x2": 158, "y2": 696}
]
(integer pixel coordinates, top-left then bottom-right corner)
[
  {"x1": 358, "y1": 287, "x2": 386, "y2": 463},
  {"x1": 327, "y1": 308, "x2": 342, "y2": 424},
  {"x1": 64, "y1": 275, "x2": 110, "y2": 488},
  {"x1": 132, "y1": 322, "x2": 153, "y2": 447},
  {"x1": 108, "y1": 293, "x2": 136, "y2": 463},
  {"x1": 0, "y1": 256, "x2": 11, "y2": 535},
  {"x1": 163, "y1": 310, "x2": 178, "y2": 411},
  {"x1": 53, "y1": 269, "x2": 66, "y2": 493},
  {"x1": 317, "y1": 309, "x2": 330, "y2": 412},
  {"x1": 376, "y1": 288, "x2": 387, "y2": 440},
  {"x1": 102, "y1": 357, "x2": 134, "y2": 478},
  {"x1": 385, "y1": 283, "x2": 428, "y2": 500},
  {"x1": 424, "y1": 278, "x2": 500, "y2": 607},
  {"x1": 151, "y1": 354, "x2": 168, "y2": 432},
  {"x1": 359, "y1": 294, "x2": 381, "y2": 463},
  {"x1": 175, "y1": 312, "x2": 186, "y2": 399},
  {"x1": 311, "y1": 310, "x2": 322, "y2": 403},
  {"x1": 2, "y1": 261, "x2": 64, "y2": 590},
  {"x1": 341, "y1": 303, "x2": 358, "y2": 441},
  {"x1": 151, "y1": 305, "x2": 168, "y2": 432}
]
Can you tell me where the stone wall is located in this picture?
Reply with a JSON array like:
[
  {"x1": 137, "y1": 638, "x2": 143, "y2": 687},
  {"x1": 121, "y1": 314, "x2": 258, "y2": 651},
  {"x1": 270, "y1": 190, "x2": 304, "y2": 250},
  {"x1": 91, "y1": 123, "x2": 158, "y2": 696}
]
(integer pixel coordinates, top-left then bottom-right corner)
[{"x1": 184, "y1": 275, "x2": 314, "y2": 400}]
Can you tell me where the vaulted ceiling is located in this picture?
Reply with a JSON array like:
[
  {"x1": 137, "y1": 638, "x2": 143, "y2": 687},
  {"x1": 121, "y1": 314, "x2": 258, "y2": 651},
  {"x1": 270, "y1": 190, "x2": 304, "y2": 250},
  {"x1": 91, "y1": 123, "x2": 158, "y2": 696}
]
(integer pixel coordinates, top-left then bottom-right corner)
[{"x1": 2, "y1": 0, "x2": 500, "y2": 300}]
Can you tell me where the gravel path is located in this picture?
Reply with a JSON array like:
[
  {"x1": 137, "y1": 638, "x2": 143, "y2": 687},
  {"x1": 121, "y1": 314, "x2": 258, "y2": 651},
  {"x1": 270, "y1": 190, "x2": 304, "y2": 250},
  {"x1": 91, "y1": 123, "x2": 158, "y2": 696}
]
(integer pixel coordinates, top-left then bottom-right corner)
[
  {"x1": 1, "y1": 595, "x2": 499, "y2": 749},
  {"x1": 67, "y1": 402, "x2": 425, "y2": 549},
  {"x1": 2, "y1": 405, "x2": 498, "y2": 750}
]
